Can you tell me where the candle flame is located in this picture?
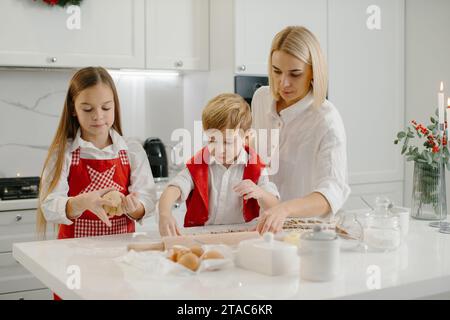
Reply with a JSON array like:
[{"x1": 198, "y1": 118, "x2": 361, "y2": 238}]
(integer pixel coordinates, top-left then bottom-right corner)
[
  {"x1": 448, "y1": 97, "x2": 450, "y2": 107},
  {"x1": 440, "y1": 81, "x2": 444, "y2": 92}
]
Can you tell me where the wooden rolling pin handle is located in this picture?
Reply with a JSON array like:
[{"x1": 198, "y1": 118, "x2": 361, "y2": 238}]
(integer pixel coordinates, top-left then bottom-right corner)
[{"x1": 127, "y1": 242, "x2": 164, "y2": 252}]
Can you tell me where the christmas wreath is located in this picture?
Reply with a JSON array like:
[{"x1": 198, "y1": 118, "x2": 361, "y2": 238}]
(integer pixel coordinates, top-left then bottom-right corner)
[{"x1": 34, "y1": 0, "x2": 83, "y2": 7}]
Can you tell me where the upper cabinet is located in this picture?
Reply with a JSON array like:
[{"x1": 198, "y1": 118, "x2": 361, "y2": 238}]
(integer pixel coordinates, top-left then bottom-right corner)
[
  {"x1": 234, "y1": 0, "x2": 327, "y2": 75},
  {"x1": 146, "y1": 0, "x2": 209, "y2": 71},
  {"x1": 0, "y1": 0, "x2": 145, "y2": 69},
  {"x1": 0, "y1": 0, "x2": 210, "y2": 71}
]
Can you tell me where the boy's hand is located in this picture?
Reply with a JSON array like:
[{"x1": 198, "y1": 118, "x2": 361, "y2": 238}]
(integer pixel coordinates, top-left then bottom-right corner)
[
  {"x1": 233, "y1": 179, "x2": 265, "y2": 200},
  {"x1": 159, "y1": 212, "x2": 181, "y2": 237}
]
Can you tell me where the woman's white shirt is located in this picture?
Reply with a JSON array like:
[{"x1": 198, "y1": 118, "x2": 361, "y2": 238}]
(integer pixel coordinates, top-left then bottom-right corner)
[{"x1": 251, "y1": 86, "x2": 350, "y2": 214}]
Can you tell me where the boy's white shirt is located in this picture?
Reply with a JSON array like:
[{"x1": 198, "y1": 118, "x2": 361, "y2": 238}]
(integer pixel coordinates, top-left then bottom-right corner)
[
  {"x1": 168, "y1": 147, "x2": 280, "y2": 225},
  {"x1": 40, "y1": 129, "x2": 157, "y2": 225}
]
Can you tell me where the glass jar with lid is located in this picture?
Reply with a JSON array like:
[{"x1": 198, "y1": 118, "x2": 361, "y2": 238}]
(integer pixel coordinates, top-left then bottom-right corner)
[{"x1": 364, "y1": 197, "x2": 402, "y2": 251}]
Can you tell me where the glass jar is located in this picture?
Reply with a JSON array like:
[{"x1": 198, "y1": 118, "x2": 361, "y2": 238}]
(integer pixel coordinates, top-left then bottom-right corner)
[
  {"x1": 336, "y1": 212, "x2": 364, "y2": 251},
  {"x1": 364, "y1": 214, "x2": 401, "y2": 252},
  {"x1": 411, "y1": 161, "x2": 446, "y2": 221}
]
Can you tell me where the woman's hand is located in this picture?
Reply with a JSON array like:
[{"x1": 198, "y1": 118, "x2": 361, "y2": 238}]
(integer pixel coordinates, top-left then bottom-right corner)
[
  {"x1": 256, "y1": 203, "x2": 290, "y2": 234},
  {"x1": 159, "y1": 212, "x2": 181, "y2": 237},
  {"x1": 67, "y1": 188, "x2": 115, "y2": 227},
  {"x1": 233, "y1": 179, "x2": 265, "y2": 200}
]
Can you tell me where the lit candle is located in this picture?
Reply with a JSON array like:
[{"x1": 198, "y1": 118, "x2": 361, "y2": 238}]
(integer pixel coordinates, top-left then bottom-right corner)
[{"x1": 439, "y1": 81, "x2": 445, "y2": 124}]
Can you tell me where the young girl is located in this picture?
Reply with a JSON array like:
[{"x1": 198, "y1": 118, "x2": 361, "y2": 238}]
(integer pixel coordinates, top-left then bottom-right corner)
[{"x1": 37, "y1": 67, "x2": 156, "y2": 241}]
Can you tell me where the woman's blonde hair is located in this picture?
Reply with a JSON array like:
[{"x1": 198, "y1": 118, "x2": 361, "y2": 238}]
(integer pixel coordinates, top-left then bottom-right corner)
[
  {"x1": 268, "y1": 26, "x2": 328, "y2": 108},
  {"x1": 36, "y1": 67, "x2": 123, "y2": 238},
  {"x1": 202, "y1": 93, "x2": 252, "y2": 132}
]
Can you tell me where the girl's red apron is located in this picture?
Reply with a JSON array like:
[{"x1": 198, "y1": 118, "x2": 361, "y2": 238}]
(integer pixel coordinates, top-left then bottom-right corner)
[
  {"x1": 54, "y1": 147, "x2": 135, "y2": 300},
  {"x1": 58, "y1": 147, "x2": 135, "y2": 239}
]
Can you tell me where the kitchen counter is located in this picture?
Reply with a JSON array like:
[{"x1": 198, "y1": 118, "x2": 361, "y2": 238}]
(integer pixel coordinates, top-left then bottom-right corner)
[{"x1": 12, "y1": 219, "x2": 450, "y2": 300}]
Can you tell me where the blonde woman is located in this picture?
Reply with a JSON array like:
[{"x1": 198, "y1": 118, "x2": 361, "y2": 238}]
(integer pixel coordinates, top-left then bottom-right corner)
[{"x1": 252, "y1": 26, "x2": 350, "y2": 234}]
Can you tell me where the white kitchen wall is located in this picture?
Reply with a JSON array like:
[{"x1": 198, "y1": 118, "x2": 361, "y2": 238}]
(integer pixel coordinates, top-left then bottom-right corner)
[
  {"x1": 182, "y1": 0, "x2": 235, "y2": 143},
  {"x1": 405, "y1": 0, "x2": 450, "y2": 210},
  {"x1": 0, "y1": 69, "x2": 183, "y2": 178}
]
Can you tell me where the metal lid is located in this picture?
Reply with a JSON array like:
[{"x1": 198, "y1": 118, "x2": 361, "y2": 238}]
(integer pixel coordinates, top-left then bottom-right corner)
[{"x1": 300, "y1": 225, "x2": 337, "y2": 241}]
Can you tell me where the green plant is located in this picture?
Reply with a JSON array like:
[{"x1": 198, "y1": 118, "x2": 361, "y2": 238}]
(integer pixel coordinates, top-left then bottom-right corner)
[{"x1": 394, "y1": 109, "x2": 450, "y2": 169}]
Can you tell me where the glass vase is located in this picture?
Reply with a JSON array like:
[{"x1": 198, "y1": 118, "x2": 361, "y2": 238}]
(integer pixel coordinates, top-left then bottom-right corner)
[{"x1": 411, "y1": 161, "x2": 447, "y2": 220}]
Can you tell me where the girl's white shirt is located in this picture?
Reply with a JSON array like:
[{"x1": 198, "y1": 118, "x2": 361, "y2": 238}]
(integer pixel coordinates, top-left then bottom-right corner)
[{"x1": 40, "y1": 129, "x2": 156, "y2": 225}]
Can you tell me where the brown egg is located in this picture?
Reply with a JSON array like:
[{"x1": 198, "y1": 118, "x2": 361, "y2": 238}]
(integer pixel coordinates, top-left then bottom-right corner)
[
  {"x1": 177, "y1": 252, "x2": 199, "y2": 272},
  {"x1": 172, "y1": 247, "x2": 190, "y2": 262},
  {"x1": 201, "y1": 250, "x2": 224, "y2": 260},
  {"x1": 190, "y1": 245, "x2": 204, "y2": 258}
]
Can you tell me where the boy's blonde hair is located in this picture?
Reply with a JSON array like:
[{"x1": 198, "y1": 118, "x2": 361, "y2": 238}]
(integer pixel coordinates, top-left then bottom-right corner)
[
  {"x1": 202, "y1": 93, "x2": 252, "y2": 132},
  {"x1": 269, "y1": 26, "x2": 328, "y2": 108}
]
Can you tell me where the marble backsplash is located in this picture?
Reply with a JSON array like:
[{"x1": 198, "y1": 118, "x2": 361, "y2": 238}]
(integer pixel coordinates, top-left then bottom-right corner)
[{"x1": 0, "y1": 69, "x2": 184, "y2": 178}]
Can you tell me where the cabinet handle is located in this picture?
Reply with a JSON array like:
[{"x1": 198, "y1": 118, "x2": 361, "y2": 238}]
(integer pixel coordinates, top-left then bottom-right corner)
[
  {"x1": 50, "y1": 57, "x2": 58, "y2": 63},
  {"x1": 174, "y1": 60, "x2": 183, "y2": 68},
  {"x1": 237, "y1": 65, "x2": 246, "y2": 72},
  {"x1": 16, "y1": 215, "x2": 22, "y2": 222}
]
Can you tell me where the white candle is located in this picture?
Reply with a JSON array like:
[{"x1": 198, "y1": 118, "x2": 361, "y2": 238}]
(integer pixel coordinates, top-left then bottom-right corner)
[
  {"x1": 447, "y1": 97, "x2": 450, "y2": 132},
  {"x1": 439, "y1": 81, "x2": 445, "y2": 124}
]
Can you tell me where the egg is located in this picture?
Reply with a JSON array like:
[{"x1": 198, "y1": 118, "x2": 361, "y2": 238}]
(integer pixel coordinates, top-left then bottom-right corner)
[
  {"x1": 177, "y1": 252, "x2": 199, "y2": 271},
  {"x1": 172, "y1": 247, "x2": 190, "y2": 262},
  {"x1": 190, "y1": 245, "x2": 204, "y2": 258},
  {"x1": 201, "y1": 250, "x2": 224, "y2": 260}
]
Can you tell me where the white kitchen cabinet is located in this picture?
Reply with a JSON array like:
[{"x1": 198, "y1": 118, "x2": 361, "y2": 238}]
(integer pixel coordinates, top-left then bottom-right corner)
[
  {"x1": 0, "y1": 289, "x2": 52, "y2": 300},
  {"x1": 0, "y1": 208, "x2": 55, "y2": 300},
  {"x1": 146, "y1": 0, "x2": 209, "y2": 71},
  {"x1": 234, "y1": 0, "x2": 327, "y2": 75},
  {"x1": 0, "y1": 0, "x2": 145, "y2": 69},
  {"x1": 328, "y1": 0, "x2": 405, "y2": 191}
]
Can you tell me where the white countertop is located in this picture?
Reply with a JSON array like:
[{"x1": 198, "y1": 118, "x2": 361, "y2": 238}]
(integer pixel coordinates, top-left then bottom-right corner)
[
  {"x1": 0, "y1": 198, "x2": 38, "y2": 212},
  {"x1": 12, "y1": 219, "x2": 450, "y2": 300}
]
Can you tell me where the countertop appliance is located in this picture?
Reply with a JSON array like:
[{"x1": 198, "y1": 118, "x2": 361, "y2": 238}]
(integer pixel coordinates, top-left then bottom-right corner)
[
  {"x1": 234, "y1": 75, "x2": 269, "y2": 105},
  {"x1": 143, "y1": 138, "x2": 169, "y2": 181}
]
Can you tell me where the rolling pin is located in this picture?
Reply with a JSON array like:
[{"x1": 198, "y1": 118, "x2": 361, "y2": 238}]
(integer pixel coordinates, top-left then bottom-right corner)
[{"x1": 127, "y1": 231, "x2": 260, "y2": 252}]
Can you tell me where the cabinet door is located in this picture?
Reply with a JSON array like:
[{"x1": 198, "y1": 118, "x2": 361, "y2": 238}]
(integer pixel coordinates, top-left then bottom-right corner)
[
  {"x1": 146, "y1": 0, "x2": 209, "y2": 71},
  {"x1": 0, "y1": 289, "x2": 52, "y2": 300},
  {"x1": 328, "y1": 0, "x2": 405, "y2": 185},
  {"x1": 0, "y1": 0, "x2": 145, "y2": 69},
  {"x1": 0, "y1": 209, "x2": 56, "y2": 253},
  {"x1": 0, "y1": 252, "x2": 46, "y2": 295},
  {"x1": 234, "y1": 0, "x2": 327, "y2": 75}
]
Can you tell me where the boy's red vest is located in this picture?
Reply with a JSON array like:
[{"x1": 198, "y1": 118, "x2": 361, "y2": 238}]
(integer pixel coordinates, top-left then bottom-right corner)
[{"x1": 184, "y1": 146, "x2": 265, "y2": 227}]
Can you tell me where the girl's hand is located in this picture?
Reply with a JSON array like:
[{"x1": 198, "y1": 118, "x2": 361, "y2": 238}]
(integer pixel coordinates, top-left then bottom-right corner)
[
  {"x1": 159, "y1": 212, "x2": 181, "y2": 237},
  {"x1": 68, "y1": 188, "x2": 115, "y2": 227},
  {"x1": 233, "y1": 179, "x2": 265, "y2": 200},
  {"x1": 256, "y1": 203, "x2": 290, "y2": 234},
  {"x1": 121, "y1": 192, "x2": 142, "y2": 216}
]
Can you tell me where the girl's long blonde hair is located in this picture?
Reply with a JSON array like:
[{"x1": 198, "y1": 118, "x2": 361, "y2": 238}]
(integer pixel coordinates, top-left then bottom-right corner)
[
  {"x1": 268, "y1": 26, "x2": 328, "y2": 108},
  {"x1": 36, "y1": 67, "x2": 123, "y2": 238}
]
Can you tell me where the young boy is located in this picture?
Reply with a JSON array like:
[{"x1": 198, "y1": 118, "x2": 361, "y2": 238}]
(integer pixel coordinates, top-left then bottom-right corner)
[{"x1": 158, "y1": 93, "x2": 280, "y2": 236}]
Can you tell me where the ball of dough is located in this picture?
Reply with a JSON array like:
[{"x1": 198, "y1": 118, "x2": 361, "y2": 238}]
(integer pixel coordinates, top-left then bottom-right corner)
[
  {"x1": 201, "y1": 250, "x2": 224, "y2": 260},
  {"x1": 102, "y1": 191, "x2": 123, "y2": 217},
  {"x1": 190, "y1": 245, "x2": 204, "y2": 258},
  {"x1": 177, "y1": 252, "x2": 199, "y2": 272}
]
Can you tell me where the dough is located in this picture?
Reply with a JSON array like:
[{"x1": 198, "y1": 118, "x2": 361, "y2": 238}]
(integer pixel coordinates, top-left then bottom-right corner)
[{"x1": 102, "y1": 190, "x2": 124, "y2": 217}]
